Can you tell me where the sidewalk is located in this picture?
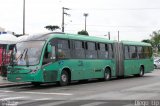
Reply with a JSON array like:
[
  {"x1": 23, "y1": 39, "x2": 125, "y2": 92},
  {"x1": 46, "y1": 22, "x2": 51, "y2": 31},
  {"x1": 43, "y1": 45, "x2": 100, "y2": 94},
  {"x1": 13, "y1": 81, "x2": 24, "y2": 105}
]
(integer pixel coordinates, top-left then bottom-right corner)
[{"x1": 0, "y1": 76, "x2": 30, "y2": 87}]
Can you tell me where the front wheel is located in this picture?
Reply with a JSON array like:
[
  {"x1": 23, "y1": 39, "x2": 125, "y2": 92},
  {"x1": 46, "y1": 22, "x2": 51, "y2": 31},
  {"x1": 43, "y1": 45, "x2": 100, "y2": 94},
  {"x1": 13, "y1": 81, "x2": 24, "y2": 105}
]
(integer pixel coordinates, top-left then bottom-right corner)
[{"x1": 58, "y1": 70, "x2": 69, "y2": 86}]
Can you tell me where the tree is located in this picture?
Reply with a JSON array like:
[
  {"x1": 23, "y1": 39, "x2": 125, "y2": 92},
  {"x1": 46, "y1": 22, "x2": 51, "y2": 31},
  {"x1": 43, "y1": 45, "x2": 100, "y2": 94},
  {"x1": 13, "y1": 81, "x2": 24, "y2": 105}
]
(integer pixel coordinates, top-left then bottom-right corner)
[
  {"x1": 150, "y1": 30, "x2": 160, "y2": 48},
  {"x1": 77, "y1": 30, "x2": 89, "y2": 36},
  {"x1": 141, "y1": 39, "x2": 152, "y2": 44},
  {"x1": 44, "y1": 25, "x2": 60, "y2": 31}
]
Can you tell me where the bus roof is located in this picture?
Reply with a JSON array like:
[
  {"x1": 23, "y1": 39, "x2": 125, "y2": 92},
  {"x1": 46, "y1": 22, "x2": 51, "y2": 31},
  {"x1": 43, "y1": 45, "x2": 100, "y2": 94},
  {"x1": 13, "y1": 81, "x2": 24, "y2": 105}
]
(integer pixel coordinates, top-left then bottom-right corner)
[
  {"x1": 49, "y1": 33, "x2": 114, "y2": 43},
  {"x1": 18, "y1": 32, "x2": 151, "y2": 46},
  {"x1": 20, "y1": 32, "x2": 114, "y2": 43},
  {"x1": 121, "y1": 40, "x2": 151, "y2": 46}
]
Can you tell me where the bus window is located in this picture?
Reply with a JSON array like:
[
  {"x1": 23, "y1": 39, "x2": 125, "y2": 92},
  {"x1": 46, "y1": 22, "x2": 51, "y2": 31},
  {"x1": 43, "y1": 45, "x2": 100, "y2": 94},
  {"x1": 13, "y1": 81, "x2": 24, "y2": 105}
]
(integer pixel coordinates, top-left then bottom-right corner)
[
  {"x1": 144, "y1": 46, "x2": 150, "y2": 58},
  {"x1": 148, "y1": 47, "x2": 152, "y2": 58},
  {"x1": 57, "y1": 39, "x2": 71, "y2": 59},
  {"x1": 51, "y1": 46, "x2": 56, "y2": 59},
  {"x1": 74, "y1": 41, "x2": 85, "y2": 58},
  {"x1": 129, "y1": 46, "x2": 137, "y2": 59},
  {"x1": 86, "y1": 42, "x2": 97, "y2": 59},
  {"x1": 124, "y1": 46, "x2": 130, "y2": 59},
  {"x1": 98, "y1": 43, "x2": 108, "y2": 59},
  {"x1": 137, "y1": 46, "x2": 144, "y2": 59}
]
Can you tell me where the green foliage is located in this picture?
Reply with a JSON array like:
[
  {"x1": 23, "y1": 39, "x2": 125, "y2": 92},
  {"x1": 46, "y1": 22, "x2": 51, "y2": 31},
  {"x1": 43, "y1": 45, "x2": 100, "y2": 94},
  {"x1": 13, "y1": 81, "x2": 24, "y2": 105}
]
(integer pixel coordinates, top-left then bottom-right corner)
[
  {"x1": 77, "y1": 30, "x2": 89, "y2": 36},
  {"x1": 141, "y1": 39, "x2": 152, "y2": 45},
  {"x1": 150, "y1": 30, "x2": 160, "y2": 47},
  {"x1": 44, "y1": 25, "x2": 60, "y2": 31}
]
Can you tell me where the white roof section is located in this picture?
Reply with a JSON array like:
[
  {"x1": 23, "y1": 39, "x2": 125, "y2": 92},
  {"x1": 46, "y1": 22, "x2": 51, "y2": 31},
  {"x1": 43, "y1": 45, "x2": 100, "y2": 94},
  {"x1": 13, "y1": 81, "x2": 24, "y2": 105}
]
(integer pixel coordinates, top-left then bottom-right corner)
[
  {"x1": 17, "y1": 33, "x2": 48, "y2": 42},
  {"x1": 0, "y1": 34, "x2": 18, "y2": 44},
  {"x1": 17, "y1": 35, "x2": 29, "y2": 42}
]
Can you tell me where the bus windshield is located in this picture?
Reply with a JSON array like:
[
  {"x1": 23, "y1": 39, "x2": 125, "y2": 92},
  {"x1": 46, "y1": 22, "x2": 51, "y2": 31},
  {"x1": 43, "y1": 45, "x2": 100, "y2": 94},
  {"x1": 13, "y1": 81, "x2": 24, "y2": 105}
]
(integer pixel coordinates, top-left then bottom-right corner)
[{"x1": 13, "y1": 41, "x2": 45, "y2": 66}]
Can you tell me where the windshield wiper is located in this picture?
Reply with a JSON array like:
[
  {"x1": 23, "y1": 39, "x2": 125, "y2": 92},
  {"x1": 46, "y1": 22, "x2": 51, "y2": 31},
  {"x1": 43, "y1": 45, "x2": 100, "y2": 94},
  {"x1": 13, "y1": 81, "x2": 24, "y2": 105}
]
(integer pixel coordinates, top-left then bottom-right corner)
[
  {"x1": 24, "y1": 48, "x2": 29, "y2": 67},
  {"x1": 15, "y1": 48, "x2": 28, "y2": 64}
]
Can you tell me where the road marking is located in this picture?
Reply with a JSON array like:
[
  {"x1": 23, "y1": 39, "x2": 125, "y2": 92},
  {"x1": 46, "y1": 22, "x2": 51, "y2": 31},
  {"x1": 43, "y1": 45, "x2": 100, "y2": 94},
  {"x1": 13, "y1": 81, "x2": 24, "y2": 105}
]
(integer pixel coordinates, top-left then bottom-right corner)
[
  {"x1": 0, "y1": 95, "x2": 7, "y2": 98},
  {"x1": 18, "y1": 100, "x2": 35, "y2": 106},
  {"x1": 0, "y1": 90, "x2": 13, "y2": 92},
  {"x1": 123, "y1": 104, "x2": 135, "y2": 106},
  {"x1": 4, "y1": 91, "x2": 14, "y2": 93},
  {"x1": 18, "y1": 91, "x2": 73, "y2": 95},
  {"x1": 18, "y1": 98, "x2": 52, "y2": 106},
  {"x1": 0, "y1": 90, "x2": 73, "y2": 96},
  {"x1": 40, "y1": 101, "x2": 107, "y2": 106},
  {"x1": 123, "y1": 82, "x2": 160, "y2": 91},
  {"x1": 80, "y1": 102, "x2": 107, "y2": 106},
  {"x1": 39, "y1": 100, "x2": 74, "y2": 106},
  {"x1": 34, "y1": 98, "x2": 52, "y2": 100},
  {"x1": 0, "y1": 97, "x2": 26, "y2": 101}
]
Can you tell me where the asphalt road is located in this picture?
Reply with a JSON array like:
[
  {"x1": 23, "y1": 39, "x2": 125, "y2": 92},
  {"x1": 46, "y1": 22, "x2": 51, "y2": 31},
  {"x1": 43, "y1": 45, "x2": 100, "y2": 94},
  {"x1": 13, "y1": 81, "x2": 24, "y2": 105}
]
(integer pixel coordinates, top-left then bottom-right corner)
[{"x1": 0, "y1": 69, "x2": 160, "y2": 106}]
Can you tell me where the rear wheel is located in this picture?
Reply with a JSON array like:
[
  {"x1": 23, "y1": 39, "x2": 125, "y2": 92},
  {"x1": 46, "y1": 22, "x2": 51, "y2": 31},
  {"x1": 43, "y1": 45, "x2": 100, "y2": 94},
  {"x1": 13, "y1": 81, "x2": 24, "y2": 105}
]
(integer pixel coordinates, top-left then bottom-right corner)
[
  {"x1": 154, "y1": 65, "x2": 157, "y2": 69},
  {"x1": 104, "y1": 68, "x2": 111, "y2": 81},
  {"x1": 139, "y1": 67, "x2": 144, "y2": 77},
  {"x1": 58, "y1": 70, "x2": 69, "y2": 86}
]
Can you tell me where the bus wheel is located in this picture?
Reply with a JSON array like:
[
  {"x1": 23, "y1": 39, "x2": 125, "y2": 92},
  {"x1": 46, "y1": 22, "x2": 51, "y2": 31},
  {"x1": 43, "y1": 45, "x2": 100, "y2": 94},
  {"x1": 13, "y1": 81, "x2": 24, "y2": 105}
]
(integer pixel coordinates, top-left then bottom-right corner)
[
  {"x1": 31, "y1": 82, "x2": 41, "y2": 86},
  {"x1": 154, "y1": 65, "x2": 157, "y2": 69},
  {"x1": 139, "y1": 67, "x2": 144, "y2": 77},
  {"x1": 104, "y1": 68, "x2": 111, "y2": 81},
  {"x1": 59, "y1": 70, "x2": 69, "y2": 86}
]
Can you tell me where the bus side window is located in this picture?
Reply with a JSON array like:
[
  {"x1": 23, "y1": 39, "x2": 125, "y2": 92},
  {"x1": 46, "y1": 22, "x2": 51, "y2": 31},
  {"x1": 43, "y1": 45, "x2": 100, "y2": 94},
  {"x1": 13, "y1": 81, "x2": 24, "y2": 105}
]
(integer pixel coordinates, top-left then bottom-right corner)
[
  {"x1": 144, "y1": 46, "x2": 150, "y2": 58},
  {"x1": 98, "y1": 43, "x2": 108, "y2": 59},
  {"x1": 86, "y1": 42, "x2": 97, "y2": 59},
  {"x1": 137, "y1": 46, "x2": 143, "y2": 59},
  {"x1": 74, "y1": 41, "x2": 85, "y2": 58},
  {"x1": 57, "y1": 39, "x2": 70, "y2": 59},
  {"x1": 129, "y1": 46, "x2": 137, "y2": 59},
  {"x1": 148, "y1": 47, "x2": 152, "y2": 58}
]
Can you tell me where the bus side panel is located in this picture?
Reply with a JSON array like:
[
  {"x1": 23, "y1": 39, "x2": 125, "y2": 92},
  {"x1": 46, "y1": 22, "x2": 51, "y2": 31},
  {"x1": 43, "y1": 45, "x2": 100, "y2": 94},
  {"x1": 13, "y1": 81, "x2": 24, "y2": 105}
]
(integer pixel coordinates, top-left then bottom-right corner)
[
  {"x1": 85, "y1": 59, "x2": 116, "y2": 79},
  {"x1": 124, "y1": 59, "x2": 139, "y2": 76},
  {"x1": 142, "y1": 59, "x2": 154, "y2": 73},
  {"x1": 61, "y1": 59, "x2": 116, "y2": 80},
  {"x1": 42, "y1": 59, "x2": 116, "y2": 82},
  {"x1": 66, "y1": 60, "x2": 86, "y2": 80}
]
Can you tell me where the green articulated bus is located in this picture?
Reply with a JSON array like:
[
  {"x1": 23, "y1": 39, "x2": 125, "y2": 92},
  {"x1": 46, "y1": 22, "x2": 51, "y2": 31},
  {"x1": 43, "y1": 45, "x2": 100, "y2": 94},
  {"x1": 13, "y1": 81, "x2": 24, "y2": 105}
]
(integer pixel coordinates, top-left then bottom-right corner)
[{"x1": 7, "y1": 32, "x2": 154, "y2": 86}]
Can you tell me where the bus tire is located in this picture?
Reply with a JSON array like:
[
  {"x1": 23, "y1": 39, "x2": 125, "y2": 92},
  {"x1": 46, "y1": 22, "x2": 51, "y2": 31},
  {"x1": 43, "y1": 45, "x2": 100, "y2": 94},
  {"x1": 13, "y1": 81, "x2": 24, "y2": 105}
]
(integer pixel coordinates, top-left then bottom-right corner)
[
  {"x1": 154, "y1": 64, "x2": 157, "y2": 69},
  {"x1": 139, "y1": 67, "x2": 144, "y2": 77},
  {"x1": 59, "y1": 70, "x2": 69, "y2": 86},
  {"x1": 104, "y1": 68, "x2": 111, "y2": 81}
]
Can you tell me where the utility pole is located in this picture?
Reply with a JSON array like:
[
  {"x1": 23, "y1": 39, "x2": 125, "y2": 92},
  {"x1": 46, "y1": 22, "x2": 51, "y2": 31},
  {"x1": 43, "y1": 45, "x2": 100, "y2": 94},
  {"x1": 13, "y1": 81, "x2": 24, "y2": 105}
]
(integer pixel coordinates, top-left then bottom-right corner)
[
  {"x1": 108, "y1": 32, "x2": 110, "y2": 40},
  {"x1": 118, "y1": 31, "x2": 120, "y2": 42},
  {"x1": 83, "y1": 13, "x2": 88, "y2": 31},
  {"x1": 62, "y1": 7, "x2": 70, "y2": 32},
  {"x1": 23, "y1": 0, "x2": 25, "y2": 35}
]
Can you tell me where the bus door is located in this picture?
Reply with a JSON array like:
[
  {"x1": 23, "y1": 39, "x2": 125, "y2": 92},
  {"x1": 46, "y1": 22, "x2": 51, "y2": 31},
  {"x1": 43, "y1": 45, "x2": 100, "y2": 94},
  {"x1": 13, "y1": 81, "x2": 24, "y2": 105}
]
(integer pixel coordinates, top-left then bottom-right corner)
[{"x1": 114, "y1": 42, "x2": 124, "y2": 77}]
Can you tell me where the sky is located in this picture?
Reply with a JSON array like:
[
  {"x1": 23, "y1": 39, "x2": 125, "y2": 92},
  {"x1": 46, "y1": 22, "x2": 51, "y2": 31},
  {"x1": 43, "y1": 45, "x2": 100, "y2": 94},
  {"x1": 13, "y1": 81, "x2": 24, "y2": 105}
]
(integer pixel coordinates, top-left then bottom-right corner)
[{"x1": 0, "y1": 0, "x2": 160, "y2": 41}]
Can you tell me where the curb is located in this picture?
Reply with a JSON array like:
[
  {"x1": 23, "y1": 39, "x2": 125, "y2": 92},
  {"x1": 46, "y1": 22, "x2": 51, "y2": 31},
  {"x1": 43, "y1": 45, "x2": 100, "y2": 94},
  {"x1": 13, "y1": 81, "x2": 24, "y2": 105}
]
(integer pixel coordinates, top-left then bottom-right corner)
[{"x1": 0, "y1": 82, "x2": 31, "y2": 88}]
